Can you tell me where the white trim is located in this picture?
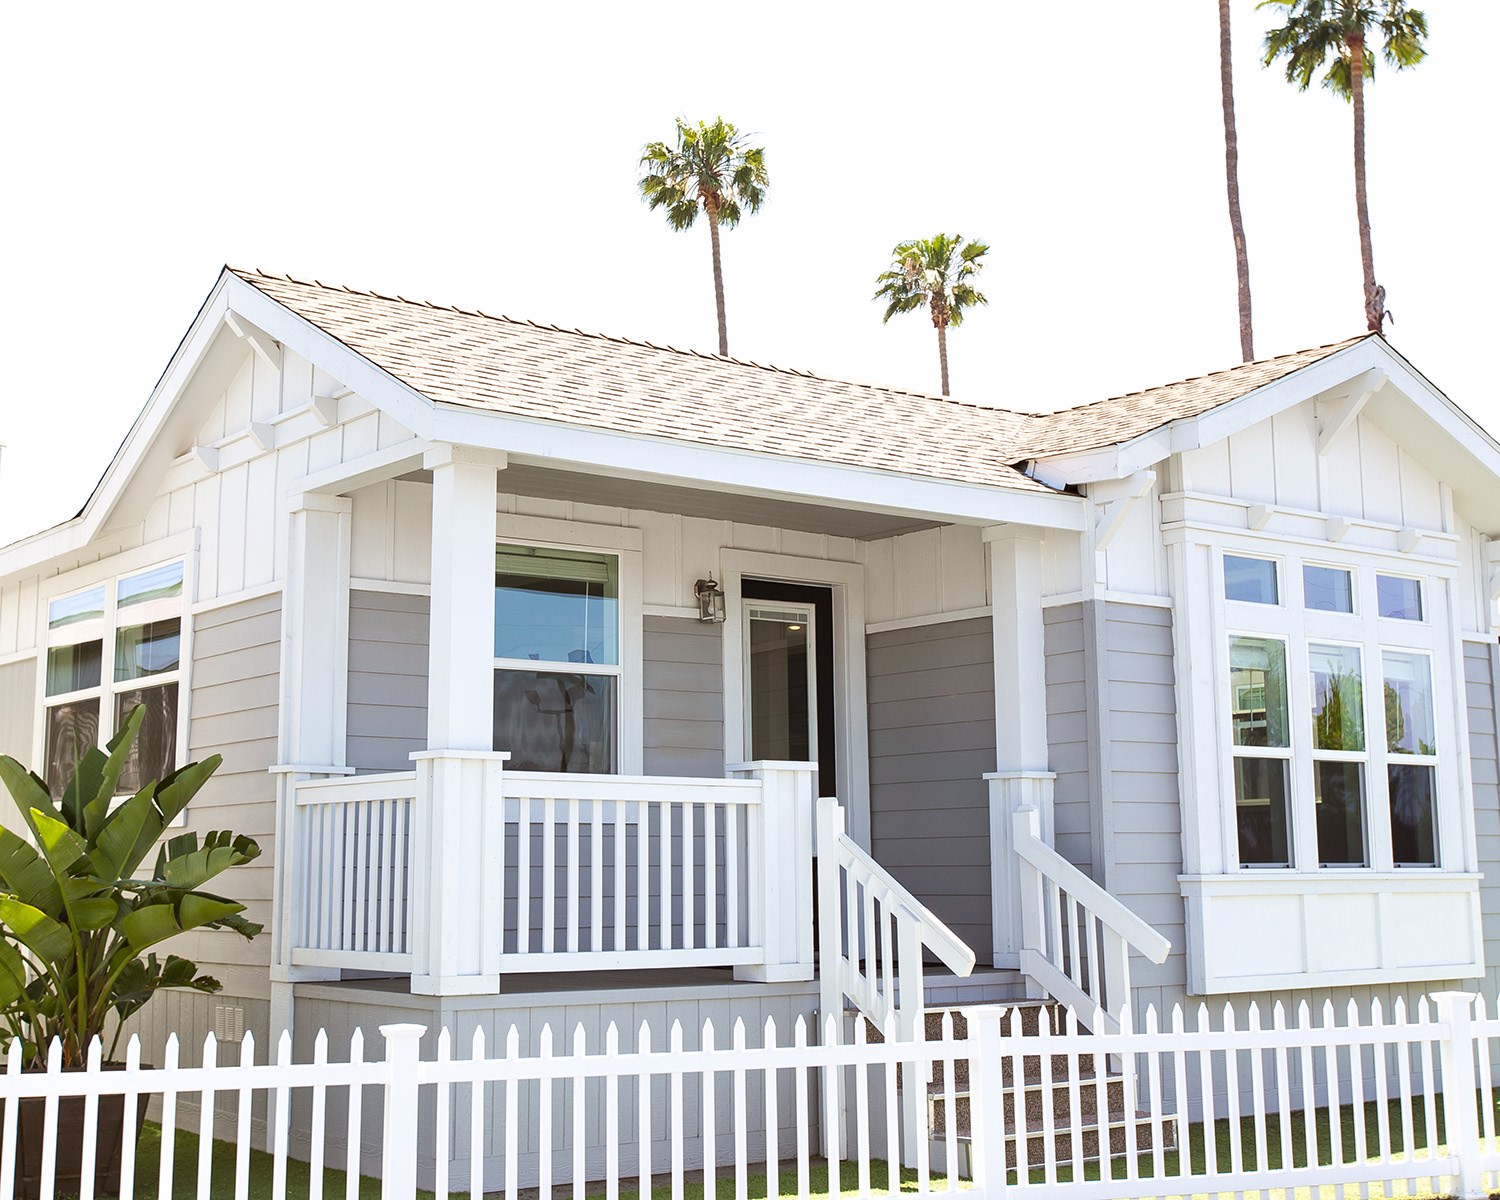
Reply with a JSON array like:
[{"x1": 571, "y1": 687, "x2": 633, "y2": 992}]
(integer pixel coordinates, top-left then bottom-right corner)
[
  {"x1": 718, "y1": 549, "x2": 870, "y2": 848},
  {"x1": 1460, "y1": 632, "x2": 1499, "y2": 646},
  {"x1": 643, "y1": 603, "x2": 701, "y2": 621},
  {"x1": 349, "y1": 578, "x2": 432, "y2": 597},
  {"x1": 493, "y1": 513, "x2": 644, "y2": 553},
  {"x1": 1040, "y1": 589, "x2": 1174, "y2": 610},
  {"x1": 38, "y1": 531, "x2": 199, "y2": 600},
  {"x1": 190, "y1": 580, "x2": 283, "y2": 615},
  {"x1": 864, "y1": 605, "x2": 993, "y2": 635},
  {"x1": 292, "y1": 440, "x2": 430, "y2": 499},
  {"x1": 0, "y1": 648, "x2": 37, "y2": 669}
]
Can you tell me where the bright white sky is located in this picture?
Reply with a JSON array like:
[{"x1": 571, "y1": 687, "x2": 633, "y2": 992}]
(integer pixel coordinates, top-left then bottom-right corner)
[{"x1": 1, "y1": 2, "x2": 1494, "y2": 548}]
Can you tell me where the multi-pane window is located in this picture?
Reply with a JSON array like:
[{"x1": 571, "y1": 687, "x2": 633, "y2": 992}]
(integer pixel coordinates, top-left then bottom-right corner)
[
  {"x1": 42, "y1": 561, "x2": 184, "y2": 798},
  {"x1": 1229, "y1": 636, "x2": 1292, "y2": 866},
  {"x1": 492, "y1": 545, "x2": 620, "y2": 773},
  {"x1": 1223, "y1": 550, "x2": 1445, "y2": 871},
  {"x1": 1384, "y1": 651, "x2": 1438, "y2": 866},
  {"x1": 1308, "y1": 643, "x2": 1367, "y2": 866}
]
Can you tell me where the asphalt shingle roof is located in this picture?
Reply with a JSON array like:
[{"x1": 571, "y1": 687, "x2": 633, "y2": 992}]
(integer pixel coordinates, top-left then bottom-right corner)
[{"x1": 231, "y1": 268, "x2": 1374, "y2": 490}]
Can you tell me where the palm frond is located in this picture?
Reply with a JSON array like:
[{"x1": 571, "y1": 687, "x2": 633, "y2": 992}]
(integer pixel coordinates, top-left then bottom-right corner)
[{"x1": 636, "y1": 116, "x2": 769, "y2": 235}]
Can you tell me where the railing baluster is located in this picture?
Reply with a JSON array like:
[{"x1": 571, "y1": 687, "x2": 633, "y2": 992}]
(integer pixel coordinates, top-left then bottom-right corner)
[
  {"x1": 516, "y1": 794, "x2": 533, "y2": 955},
  {"x1": 390, "y1": 798, "x2": 408, "y2": 955},
  {"x1": 543, "y1": 796, "x2": 558, "y2": 955},
  {"x1": 566, "y1": 797, "x2": 580, "y2": 954},
  {"x1": 683, "y1": 800, "x2": 697, "y2": 950},
  {"x1": 704, "y1": 799, "x2": 718, "y2": 950},
  {"x1": 613, "y1": 798, "x2": 627, "y2": 954},
  {"x1": 591, "y1": 800, "x2": 605, "y2": 952},
  {"x1": 636, "y1": 800, "x2": 649, "y2": 953},
  {"x1": 1047, "y1": 879, "x2": 1064, "y2": 969},
  {"x1": 725, "y1": 802, "x2": 740, "y2": 948},
  {"x1": 659, "y1": 801, "x2": 673, "y2": 952},
  {"x1": 1064, "y1": 893, "x2": 1080, "y2": 987}
]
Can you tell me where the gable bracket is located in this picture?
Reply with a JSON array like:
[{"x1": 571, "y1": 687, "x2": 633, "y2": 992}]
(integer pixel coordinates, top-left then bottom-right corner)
[
  {"x1": 224, "y1": 311, "x2": 283, "y2": 372},
  {"x1": 1317, "y1": 367, "x2": 1387, "y2": 457},
  {"x1": 1092, "y1": 469, "x2": 1156, "y2": 552}
]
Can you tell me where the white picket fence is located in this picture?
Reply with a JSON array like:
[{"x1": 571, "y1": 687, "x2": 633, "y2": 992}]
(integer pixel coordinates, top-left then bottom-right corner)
[{"x1": 8, "y1": 991, "x2": 1500, "y2": 1200}]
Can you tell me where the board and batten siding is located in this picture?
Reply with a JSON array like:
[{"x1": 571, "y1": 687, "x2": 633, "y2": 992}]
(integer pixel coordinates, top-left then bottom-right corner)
[
  {"x1": 180, "y1": 590, "x2": 282, "y2": 996},
  {"x1": 346, "y1": 589, "x2": 430, "y2": 771},
  {"x1": 0, "y1": 657, "x2": 37, "y2": 762},
  {"x1": 642, "y1": 616, "x2": 724, "y2": 778},
  {"x1": 867, "y1": 616, "x2": 995, "y2": 964},
  {"x1": 1043, "y1": 605, "x2": 1098, "y2": 878}
]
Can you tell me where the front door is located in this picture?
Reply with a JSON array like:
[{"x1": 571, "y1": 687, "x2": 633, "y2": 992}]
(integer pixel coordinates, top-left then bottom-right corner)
[{"x1": 741, "y1": 579, "x2": 837, "y2": 798}]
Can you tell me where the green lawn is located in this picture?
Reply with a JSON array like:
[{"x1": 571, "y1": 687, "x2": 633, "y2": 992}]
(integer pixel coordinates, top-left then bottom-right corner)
[{"x1": 115, "y1": 1090, "x2": 1500, "y2": 1200}]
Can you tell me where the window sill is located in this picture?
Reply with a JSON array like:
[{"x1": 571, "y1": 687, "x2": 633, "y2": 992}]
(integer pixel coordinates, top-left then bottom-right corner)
[{"x1": 1178, "y1": 872, "x2": 1483, "y2": 995}]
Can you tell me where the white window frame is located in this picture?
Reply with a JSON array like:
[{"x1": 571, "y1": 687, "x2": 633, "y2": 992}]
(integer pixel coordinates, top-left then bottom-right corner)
[
  {"x1": 490, "y1": 514, "x2": 644, "y2": 776},
  {"x1": 741, "y1": 599, "x2": 819, "y2": 766},
  {"x1": 1216, "y1": 540, "x2": 1461, "y2": 875},
  {"x1": 32, "y1": 536, "x2": 197, "y2": 800}
]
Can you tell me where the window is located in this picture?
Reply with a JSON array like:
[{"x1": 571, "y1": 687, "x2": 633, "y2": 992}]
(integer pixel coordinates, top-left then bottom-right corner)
[
  {"x1": 1308, "y1": 643, "x2": 1367, "y2": 867},
  {"x1": 1225, "y1": 555, "x2": 1279, "y2": 605},
  {"x1": 1304, "y1": 565, "x2": 1354, "y2": 613},
  {"x1": 1230, "y1": 636, "x2": 1292, "y2": 866},
  {"x1": 493, "y1": 545, "x2": 620, "y2": 773},
  {"x1": 1377, "y1": 575, "x2": 1423, "y2": 621},
  {"x1": 1384, "y1": 651, "x2": 1438, "y2": 866},
  {"x1": 42, "y1": 562, "x2": 184, "y2": 798}
]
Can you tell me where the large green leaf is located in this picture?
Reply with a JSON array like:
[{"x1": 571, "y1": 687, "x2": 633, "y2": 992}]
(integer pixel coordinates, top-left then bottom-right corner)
[
  {"x1": 0, "y1": 828, "x2": 64, "y2": 916},
  {"x1": 80, "y1": 706, "x2": 144, "y2": 837},
  {"x1": 128, "y1": 757, "x2": 221, "y2": 863},
  {"x1": 0, "y1": 897, "x2": 76, "y2": 970},
  {"x1": 0, "y1": 756, "x2": 58, "y2": 828},
  {"x1": 30, "y1": 809, "x2": 90, "y2": 876},
  {"x1": 162, "y1": 831, "x2": 261, "y2": 890},
  {"x1": 118, "y1": 893, "x2": 244, "y2": 954},
  {"x1": 87, "y1": 787, "x2": 157, "y2": 881},
  {"x1": 0, "y1": 937, "x2": 30, "y2": 1007}
]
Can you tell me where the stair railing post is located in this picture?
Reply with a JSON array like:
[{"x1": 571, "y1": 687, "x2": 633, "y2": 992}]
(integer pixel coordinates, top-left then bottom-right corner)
[
  {"x1": 1432, "y1": 991, "x2": 1484, "y2": 1199},
  {"x1": 966, "y1": 1006, "x2": 1010, "y2": 1199},
  {"x1": 381, "y1": 1023, "x2": 426, "y2": 1200},
  {"x1": 816, "y1": 797, "x2": 845, "y2": 1028},
  {"x1": 1013, "y1": 808, "x2": 1049, "y2": 1001}
]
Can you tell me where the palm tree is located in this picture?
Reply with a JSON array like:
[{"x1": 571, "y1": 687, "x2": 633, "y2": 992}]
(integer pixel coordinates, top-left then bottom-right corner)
[
  {"x1": 1220, "y1": 0, "x2": 1255, "y2": 361},
  {"x1": 638, "y1": 117, "x2": 768, "y2": 357},
  {"x1": 873, "y1": 235, "x2": 990, "y2": 397},
  {"x1": 1260, "y1": 0, "x2": 1428, "y2": 332}
]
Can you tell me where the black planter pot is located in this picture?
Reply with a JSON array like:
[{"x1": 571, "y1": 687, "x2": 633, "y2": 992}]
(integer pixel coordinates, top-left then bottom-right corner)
[{"x1": 0, "y1": 1064, "x2": 151, "y2": 1200}]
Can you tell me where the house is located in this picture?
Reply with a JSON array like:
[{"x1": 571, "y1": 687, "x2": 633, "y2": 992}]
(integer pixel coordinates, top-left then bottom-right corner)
[{"x1": 1, "y1": 266, "x2": 1497, "y2": 1178}]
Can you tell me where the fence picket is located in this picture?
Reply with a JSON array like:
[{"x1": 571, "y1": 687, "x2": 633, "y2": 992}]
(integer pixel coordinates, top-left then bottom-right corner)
[
  {"x1": 1, "y1": 1040, "x2": 19, "y2": 1200},
  {"x1": 195, "y1": 1033, "x2": 217, "y2": 1200},
  {"x1": 1195, "y1": 1004, "x2": 1217, "y2": 1179},
  {"x1": 669, "y1": 1022, "x2": 684, "y2": 1200},
  {"x1": 1246, "y1": 1002, "x2": 1267, "y2": 1175},
  {"x1": 433, "y1": 1030, "x2": 450, "y2": 1200},
  {"x1": 637, "y1": 1023, "x2": 652, "y2": 1200},
  {"x1": 345, "y1": 1029, "x2": 363, "y2": 1200},
  {"x1": 1064, "y1": 1005, "x2": 1084, "y2": 1174},
  {"x1": 853, "y1": 1016, "x2": 871, "y2": 1199},
  {"x1": 78, "y1": 1038, "x2": 102, "y2": 1200},
  {"x1": 538, "y1": 1026, "x2": 551, "y2": 1200},
  {"x1": 606, "y1": 1024, "x2": 621, "y2": 1200},
  {"x1": 505, "y1": 1026, "x2": 521, "y2": 1200},
  {"x1": 702, "y1": 1021, "x2": 717, "y2": 1200},
  {"x1": 732, "y1": 1020, "x2": 748, "y2": 1200},
  {"x1": 1145, "y1": 1006, "x2": 1166, "y2": 1181},
  {"x1": 122, "y1": 1035, "x2": 143, "y2": 1200},
  {"x1": 158, "y1": 1034, "x2": 179, "y2": 1200},
  {"x1": 573, "y1": 1025, "x2": 587, "y2": 1200},
  {"x1": 794, "y1": 1016, "x2": 811, "y2": 1200},
  {"x1": 1271, "y1": 1002, "x2": 1293, "y2": 1173},
  {"x1": 823, "y1": 1013, "x2": 841, "y2": 1200}
]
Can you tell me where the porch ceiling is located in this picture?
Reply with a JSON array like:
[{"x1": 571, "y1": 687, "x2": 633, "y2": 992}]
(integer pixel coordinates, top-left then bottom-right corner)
[{"x1": 398, "y1": 461, "x2": 945, "y2": 539}]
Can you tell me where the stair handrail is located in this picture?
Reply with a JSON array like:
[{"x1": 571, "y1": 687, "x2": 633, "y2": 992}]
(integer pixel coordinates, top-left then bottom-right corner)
[
  {"x1": 817, "y1": 797, "x2": 975, "y2": 1042},
  {"x1": 1013, "y1": 806, "x2": 1170, "y2": 1034}
]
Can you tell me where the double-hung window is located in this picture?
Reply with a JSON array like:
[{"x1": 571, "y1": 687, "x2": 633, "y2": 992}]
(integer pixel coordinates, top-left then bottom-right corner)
[
  {"x1": 1223, "y1": 551, "x2": 1445, "y2": 871},
  {"x1": 42, "y1": 561, "x2": 185, "y2": 798},
  {"x1": 492, "y1": 544, "x2": 620, "y2": 773}
]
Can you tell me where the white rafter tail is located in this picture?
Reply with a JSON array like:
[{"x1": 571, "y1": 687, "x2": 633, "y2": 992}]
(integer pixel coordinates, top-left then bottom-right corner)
[
  {"x1": 1247, "y1": 503, "x2": 1273, "y2": 532},
  {"x1": 1326, "y1": 516, "x2": 1352, "y2": 543},
  {"x1": 191, "y1": 444, "x2": 219, "y2": 471},
  {"x1": 1091, "y1": 468, "x2": 1156, "y2": 551},
  {"x1": 248, "y1": 421, "x2": 276, "y2": 452},
  {"x1": 1316, "y1": 367, "x2": 1387, "y2": 457},
  {"x1": 224, "y1": 310, "x2": 283, "y2": 371},
  {"x1": 1396, "y1": 528, "x2": 1422, "y2": 554}
]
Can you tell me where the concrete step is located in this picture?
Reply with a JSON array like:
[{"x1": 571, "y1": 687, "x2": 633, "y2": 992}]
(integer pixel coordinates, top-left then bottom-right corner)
[{"x1": 929, "y1": 1069, "x2": 1129, "y2": 1129}]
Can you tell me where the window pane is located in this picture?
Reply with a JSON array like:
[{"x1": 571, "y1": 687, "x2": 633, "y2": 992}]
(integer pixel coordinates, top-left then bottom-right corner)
[
  {"x1": 1314, "y1": 760, "x2": 1367, "y2": 867},
  {"x1": 494, "y1": 546, "x2": 619, "y2": 666},
  {"x1": 114, "y1": 683, "x2": 179, "y2": 794},
  {"x1": 1389, "y1": 763, "x2": 1438, "y2": 867},
  {"x1": 1384, "y1": 651, "x2": 1436, "y2": 756},
  {"x1": 1304, "y1": 565, "x2": 1354, "y2": 613},
  {"x1": 1309, "y1": 643, "x2": 1364, "y2": 751},
  {"x1": 1224, "y1": 555, "x2": 1279, "y2": 605},
  {"x1": 45, "y1": 641, "x2": 102, "y2": 696},
  {"x1": 115, "y1": 619, "x2": 181, "y2": 682},
  {"x1": 44, "y1": 698, "x2": 100, "y2": 798},
  {"x1": 1376, "y1": 575, "x2": 1423, "y2": 621},
  {"x1": 1230, "y1": 636, "x2": 1289, "y2": 748},
  {"x1": 1235, "y1": 758, "x2": 1291, "y2": 867},
  {"x1": 48, "y1": 585, "x2": 105, "y2": 629},
  {"x1": 493, "y1": 669, "x2": 616, "y2": 773},
  {"x1": 748, "y1": 610, "x2": 812, "y2": 761},
  {"x1": 118, "y1": 561, "x2": 184, "y2": 608}
]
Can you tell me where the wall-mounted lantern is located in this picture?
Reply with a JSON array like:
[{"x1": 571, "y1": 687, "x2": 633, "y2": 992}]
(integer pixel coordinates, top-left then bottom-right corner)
[{"x1": 694, "y1": 575, "x2": 727, "y2": 624}]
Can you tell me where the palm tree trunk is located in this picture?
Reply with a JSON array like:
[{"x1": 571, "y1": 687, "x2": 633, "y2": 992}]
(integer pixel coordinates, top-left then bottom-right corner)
[
  {"x1": 1219, "y1": 0, "x2": 1254, "y2": 361},
  {"x1": 936, "y1": 320, "x2": 950, "y2": 396},
  {"x1": 1348, "y1": 30, "x2": 1381, "y2": 332},
  {"x1": 707, "y1": 205, "x2": 729, "y2": 355}
]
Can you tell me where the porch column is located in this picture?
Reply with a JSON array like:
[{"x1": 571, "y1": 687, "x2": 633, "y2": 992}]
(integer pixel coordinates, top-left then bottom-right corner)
[
  {"x1": 410, "y1": 443, "x2": 508, "y2": 996},
  {"x1": 731, "y1": 761, "x2": 817, "y2": 983},
  {"x1": 982, "y1": 524, "x2": 1056, "y2": 971},
  {"x1": 270, "y1": 494, "x2": 353, "y2": 991}
]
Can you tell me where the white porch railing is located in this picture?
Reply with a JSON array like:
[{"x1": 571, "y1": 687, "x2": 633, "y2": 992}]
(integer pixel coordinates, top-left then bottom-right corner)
[
  {"x1": 1013, "y1": 807, "x2": 1171, "y2": 1033},
  {"x1": 290, "y1": 772, "x2": 417, "y2": 972},
  {"x1": 817, "y1": 797, "x2": 976, "y2": 1041},
  {"x1": 286, "y1": 760, "x2": 817, "y2": 987}
]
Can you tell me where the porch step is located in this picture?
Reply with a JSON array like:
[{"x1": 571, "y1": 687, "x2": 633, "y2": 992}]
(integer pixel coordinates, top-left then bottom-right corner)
[{"x1": 917, "y1": 1003, "x2": 1178, "y2": 1167}]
